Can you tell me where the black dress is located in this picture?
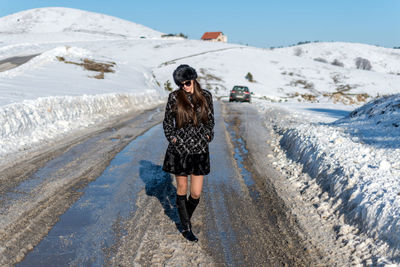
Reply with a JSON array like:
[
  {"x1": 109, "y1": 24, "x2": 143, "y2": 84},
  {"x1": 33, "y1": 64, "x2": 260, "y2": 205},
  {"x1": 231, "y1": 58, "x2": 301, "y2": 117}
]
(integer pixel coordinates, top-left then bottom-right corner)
[{"x1": 162, "y1": 89, "x2": 215, "y2": 176}]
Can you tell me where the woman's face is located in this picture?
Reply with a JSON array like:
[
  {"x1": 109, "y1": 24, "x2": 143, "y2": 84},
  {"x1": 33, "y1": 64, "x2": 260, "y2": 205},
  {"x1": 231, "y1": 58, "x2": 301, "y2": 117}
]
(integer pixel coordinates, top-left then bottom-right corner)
[{"x1": 181, "y1": 80, "x2": 194, "y2": 94}]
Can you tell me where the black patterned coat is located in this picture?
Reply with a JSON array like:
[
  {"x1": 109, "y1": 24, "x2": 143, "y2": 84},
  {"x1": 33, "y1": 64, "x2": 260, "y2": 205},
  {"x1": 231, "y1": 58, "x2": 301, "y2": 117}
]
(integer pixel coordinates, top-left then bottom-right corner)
[{"x1": 163, "y1": 89, "x2": 215, "y2": 157}]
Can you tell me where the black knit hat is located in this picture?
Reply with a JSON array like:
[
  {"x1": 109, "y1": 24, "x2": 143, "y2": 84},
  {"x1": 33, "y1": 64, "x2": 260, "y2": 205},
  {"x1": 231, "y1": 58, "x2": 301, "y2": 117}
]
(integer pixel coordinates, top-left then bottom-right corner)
[{"x1": 173, "y1": 64, "x2": 198, "y2": 86}]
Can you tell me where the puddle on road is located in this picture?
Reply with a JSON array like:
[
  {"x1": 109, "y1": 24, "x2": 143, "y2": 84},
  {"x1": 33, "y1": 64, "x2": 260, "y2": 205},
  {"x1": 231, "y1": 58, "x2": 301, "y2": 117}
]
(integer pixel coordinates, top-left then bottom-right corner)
[
  {"x1": 18, "y1": 124, "x2": 166, "y2": 267},
  {"x1": 203, "y1": 105, "x2": 264, "y2": 266},
  {"x1": 224, "y1": 121, "x2": 260, "y2": 202}
]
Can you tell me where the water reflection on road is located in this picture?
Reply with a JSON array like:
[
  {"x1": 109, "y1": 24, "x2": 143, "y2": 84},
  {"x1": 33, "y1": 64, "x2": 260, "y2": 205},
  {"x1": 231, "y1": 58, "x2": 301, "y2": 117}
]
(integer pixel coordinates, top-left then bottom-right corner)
[{"x1": 19, "y1": 125, "x2": 168, "y2": 266}]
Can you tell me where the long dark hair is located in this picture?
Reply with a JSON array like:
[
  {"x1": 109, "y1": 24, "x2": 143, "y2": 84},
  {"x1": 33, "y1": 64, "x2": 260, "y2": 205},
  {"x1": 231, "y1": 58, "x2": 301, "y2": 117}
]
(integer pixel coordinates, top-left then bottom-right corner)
[{"x1": 175, "y1": 80, "x2": 209, "y2": 128}]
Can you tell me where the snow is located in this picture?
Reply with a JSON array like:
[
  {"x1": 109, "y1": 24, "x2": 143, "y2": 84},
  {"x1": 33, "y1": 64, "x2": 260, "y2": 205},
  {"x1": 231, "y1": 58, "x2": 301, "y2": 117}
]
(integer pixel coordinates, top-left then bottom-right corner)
[
  {"x1": 253, "y1": 97, "x2": 400, "y2": 262},
  {"x1": 274, "y1": 42, "x2": 400, "y2": 75},
  {"x1": 0, "y1": 7, "x2": 162, "y2": 38},
  {"x1": 0, "y1": 92, "x2": 163, "y2": 157},
  {"x1": 1, "y1": 6, "x2": 400, "y2": 263}
]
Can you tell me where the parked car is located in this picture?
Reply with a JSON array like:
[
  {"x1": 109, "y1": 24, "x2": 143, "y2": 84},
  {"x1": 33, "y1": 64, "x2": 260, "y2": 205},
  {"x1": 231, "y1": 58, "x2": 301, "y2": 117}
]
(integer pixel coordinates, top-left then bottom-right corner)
[{"x1": 229, "y1": 86, "x2": 251, "y2": 103}]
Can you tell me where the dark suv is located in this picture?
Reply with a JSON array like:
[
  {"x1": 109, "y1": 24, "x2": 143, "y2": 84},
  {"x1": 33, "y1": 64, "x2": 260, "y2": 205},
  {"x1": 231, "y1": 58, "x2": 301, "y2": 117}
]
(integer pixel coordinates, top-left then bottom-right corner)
[{"x1": 229, "y1": 86, "x2": 251, "y2": 102}]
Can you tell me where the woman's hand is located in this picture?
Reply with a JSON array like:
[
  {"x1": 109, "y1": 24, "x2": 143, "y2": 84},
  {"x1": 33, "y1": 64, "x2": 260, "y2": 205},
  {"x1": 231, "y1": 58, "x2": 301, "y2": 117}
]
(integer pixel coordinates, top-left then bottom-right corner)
[
  {"x1": 206, "y1": 135, "x2": 210, "y2": 141},
  {"x1": 172, "y1": 137, "x2": 177, "y2": 144}
]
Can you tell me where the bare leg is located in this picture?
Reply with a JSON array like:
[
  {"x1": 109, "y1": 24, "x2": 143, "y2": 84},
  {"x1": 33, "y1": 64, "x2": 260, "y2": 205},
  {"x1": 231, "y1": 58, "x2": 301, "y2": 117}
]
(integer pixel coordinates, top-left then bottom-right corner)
[
  {"x1": 190, "y1": 175, "x2": 204, "y2": 199},
  {"x1": 176, "y1": 175, "x2": 188, "y2": 196}
]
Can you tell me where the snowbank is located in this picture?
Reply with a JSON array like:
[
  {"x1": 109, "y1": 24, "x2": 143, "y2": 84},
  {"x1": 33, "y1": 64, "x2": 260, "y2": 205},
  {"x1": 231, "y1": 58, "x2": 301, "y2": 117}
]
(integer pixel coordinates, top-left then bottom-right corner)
[
  {"x1": 271, "y1": 94, "x2": 400, "y2": 259},
  {"x1": 0, "y1": 91, "x2": 164, "y2": 158}
]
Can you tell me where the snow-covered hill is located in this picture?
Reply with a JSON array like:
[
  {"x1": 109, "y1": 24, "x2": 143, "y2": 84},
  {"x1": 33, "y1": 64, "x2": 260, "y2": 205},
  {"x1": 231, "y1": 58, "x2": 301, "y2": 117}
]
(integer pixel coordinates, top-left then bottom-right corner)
[
  {"x1": 274, "y1": 42, "x2": 400, "y2": 75},
  {"x1": 153, "y1": 45, "x2": 400, "y2": 104},
  {"x1": 0, "y1": 7, "x2": 162, "y2": 38}
]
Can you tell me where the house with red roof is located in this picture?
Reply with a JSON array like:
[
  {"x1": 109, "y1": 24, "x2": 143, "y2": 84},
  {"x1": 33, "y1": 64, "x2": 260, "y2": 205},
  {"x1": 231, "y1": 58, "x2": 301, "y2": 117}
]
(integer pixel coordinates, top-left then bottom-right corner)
[{"x1": 201, "y1": 32, "x2": 227, "y2": 43}]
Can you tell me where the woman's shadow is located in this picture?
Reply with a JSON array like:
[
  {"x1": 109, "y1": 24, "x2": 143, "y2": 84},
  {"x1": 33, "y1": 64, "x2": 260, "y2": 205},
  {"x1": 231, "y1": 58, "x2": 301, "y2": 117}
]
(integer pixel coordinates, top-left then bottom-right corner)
[{"x1": 139, "y1": 160, "x2": 182, "y2": 231}]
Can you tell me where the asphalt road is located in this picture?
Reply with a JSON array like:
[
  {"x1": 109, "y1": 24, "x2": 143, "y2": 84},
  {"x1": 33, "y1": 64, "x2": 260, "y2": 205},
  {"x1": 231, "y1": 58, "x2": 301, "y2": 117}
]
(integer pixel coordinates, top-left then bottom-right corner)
[
  {"x1": 0, "y1": 101, "x2": 323, "y2": 266},
  {"x1": 0, "y1": 54, "x2": 40, "y2": 72}
]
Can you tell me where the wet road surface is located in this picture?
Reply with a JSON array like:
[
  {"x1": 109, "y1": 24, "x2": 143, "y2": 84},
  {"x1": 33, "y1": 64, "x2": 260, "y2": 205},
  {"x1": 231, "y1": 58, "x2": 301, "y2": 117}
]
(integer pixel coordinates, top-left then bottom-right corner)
[
  {"x1": 1, "y1": 101, "x2": 322, "y2": 266},
  {"x1": 18, "y1": 125, "x2": 169, "y2": 266},
  {"x1": 201, "y1": 101, "x2": 317, "y2": 266},
  {"x1": 0, "y1": 106, "x2": 165, "y2": 265}
]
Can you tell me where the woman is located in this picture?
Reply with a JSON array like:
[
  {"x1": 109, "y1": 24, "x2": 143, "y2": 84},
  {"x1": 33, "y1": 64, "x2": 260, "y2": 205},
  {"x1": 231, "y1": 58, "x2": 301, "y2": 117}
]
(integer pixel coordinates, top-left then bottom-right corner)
[{"x1": 162, "y1": 64, "x2": 215, "y2": 242}]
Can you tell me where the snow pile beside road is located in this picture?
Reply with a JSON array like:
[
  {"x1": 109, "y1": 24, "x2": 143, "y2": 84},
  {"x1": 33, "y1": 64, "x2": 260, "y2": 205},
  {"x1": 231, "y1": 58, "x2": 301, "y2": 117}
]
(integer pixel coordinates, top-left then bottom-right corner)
[
  {"x1": 335, "y1": 94, "x2": 400, "y2": 147},
  {"x1": 0, "y1": 91, "x2": 164, "y2": 158},
  {"x1": 269, "y1": 94, "x2": 400, "y2": 261}
]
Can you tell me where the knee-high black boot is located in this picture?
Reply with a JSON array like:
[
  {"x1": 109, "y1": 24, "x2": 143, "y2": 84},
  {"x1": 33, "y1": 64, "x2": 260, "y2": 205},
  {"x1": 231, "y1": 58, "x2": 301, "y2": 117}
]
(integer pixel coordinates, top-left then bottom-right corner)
[
  {"x1": 186, "y1": 195, "x2": 200, "y2": 220},
  {"x1": 176, "y1": 194, "x2": 198, "y2": 242}
]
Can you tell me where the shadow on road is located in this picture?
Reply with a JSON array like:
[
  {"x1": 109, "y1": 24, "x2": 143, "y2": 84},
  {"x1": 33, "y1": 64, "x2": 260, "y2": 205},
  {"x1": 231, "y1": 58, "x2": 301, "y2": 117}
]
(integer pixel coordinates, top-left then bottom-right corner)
[{"x1": 139, "y1": 160, "x2": 181, "y2": 229}]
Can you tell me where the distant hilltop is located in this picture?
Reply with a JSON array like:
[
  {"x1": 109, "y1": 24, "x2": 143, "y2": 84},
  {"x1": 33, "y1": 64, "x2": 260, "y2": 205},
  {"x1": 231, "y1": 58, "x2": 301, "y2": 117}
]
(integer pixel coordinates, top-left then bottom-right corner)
[{"x1": 0, "y1": 7, "x2": 163, "y2": 38}]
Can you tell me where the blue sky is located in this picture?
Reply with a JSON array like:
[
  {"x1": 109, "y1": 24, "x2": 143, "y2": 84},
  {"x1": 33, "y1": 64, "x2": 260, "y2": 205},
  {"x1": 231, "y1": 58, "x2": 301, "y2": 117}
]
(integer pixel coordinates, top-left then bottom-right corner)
[{"x1": 1, "y1": 0, "x2": 399, "y2": 48}]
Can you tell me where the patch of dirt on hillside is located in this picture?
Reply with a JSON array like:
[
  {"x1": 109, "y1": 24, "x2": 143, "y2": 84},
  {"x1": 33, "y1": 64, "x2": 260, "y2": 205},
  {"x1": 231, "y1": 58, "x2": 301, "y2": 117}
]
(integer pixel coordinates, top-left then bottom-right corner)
[{"x1": 56, "y1": 56, "x2": 116, "y2": 79}]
